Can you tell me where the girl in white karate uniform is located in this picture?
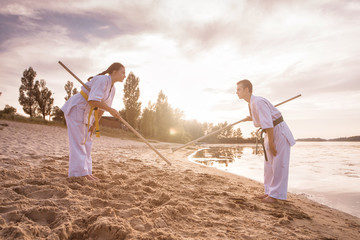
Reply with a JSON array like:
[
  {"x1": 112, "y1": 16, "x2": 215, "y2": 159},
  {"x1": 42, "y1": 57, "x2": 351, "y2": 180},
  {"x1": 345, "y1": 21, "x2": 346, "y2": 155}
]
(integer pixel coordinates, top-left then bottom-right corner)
[
  {"x1": 236, "y1": 79, "x2": 295, "y2": 203},
  {"x1": 61, "y1": 63, "x2": 125, "y2": 180}
]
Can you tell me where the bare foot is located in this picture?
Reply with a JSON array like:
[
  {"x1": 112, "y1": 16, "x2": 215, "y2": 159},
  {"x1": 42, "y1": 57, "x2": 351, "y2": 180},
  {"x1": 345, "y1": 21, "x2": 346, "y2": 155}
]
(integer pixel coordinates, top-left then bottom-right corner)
[
  {"x1": 256, "y1": 194, "x2": 268, "y2": 199},
  {"x1": 90, "y1": 175, "x2": 99, "y2": 181},
  {"x1": 84, "y1": 175, "x2": 96, "y2": 181},
  {"x1": 262, "y1": 196, "x2": 277, "y2": 203}
]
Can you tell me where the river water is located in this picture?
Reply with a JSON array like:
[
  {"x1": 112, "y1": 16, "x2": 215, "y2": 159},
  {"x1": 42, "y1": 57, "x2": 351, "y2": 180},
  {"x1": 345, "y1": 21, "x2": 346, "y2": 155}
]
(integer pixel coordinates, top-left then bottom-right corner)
[{"x1": 188, "y1": 142, "x2": 360, "y2": 218}]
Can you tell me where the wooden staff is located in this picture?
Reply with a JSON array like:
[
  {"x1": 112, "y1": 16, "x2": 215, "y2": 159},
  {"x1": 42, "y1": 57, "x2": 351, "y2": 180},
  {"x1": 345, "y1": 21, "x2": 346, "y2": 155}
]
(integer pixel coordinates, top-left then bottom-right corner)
[
  {"x1": 172, "y1": 94, "x2": 301, "y2": 152},
  {"x1": 58, "y1": 61, "x2": 172, "y2": 166},
  {"x1": 58, "y1": 61, "x2": 89, "y2": 91}
]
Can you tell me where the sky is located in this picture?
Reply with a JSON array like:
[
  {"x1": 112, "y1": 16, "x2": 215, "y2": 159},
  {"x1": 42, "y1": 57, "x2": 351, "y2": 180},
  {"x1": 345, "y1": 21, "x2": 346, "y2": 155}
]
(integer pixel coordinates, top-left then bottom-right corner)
[{"x1": 0, "y1": 0, "x2": 359, "y2": 139}]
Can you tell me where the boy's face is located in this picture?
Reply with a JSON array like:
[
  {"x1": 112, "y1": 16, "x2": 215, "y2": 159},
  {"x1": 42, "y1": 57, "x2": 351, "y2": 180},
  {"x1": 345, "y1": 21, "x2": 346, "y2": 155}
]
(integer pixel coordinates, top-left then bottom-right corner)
[{"x1": 236, "y1": 84, "x2": 248, "y2": 99}]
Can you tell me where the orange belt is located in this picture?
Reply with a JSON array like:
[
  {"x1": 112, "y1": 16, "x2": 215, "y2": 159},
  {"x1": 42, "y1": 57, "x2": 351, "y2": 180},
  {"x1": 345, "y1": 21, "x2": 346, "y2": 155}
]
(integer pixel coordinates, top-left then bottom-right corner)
[{"x1": 80, "y1": 90, "x2": 100, "y2": 144}]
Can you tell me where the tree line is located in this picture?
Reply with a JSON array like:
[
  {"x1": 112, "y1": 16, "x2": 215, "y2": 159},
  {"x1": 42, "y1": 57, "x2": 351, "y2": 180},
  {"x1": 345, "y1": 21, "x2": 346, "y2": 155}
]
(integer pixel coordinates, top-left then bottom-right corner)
[{"x1": 0, "y1": 66, "x2": 253, "y2": 144}]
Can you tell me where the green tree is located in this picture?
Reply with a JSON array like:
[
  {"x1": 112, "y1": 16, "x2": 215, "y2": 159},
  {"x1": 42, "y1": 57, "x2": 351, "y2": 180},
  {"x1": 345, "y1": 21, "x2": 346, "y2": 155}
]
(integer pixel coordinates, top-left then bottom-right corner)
[
  {"x1": 250, "y1": 130, "x2": 259, "y2": 142},
  {"x1": 0, "y1": 105, "x2": 17, "y2": 115},
  {"x1": 34, "y1": 79, "x2": 54, "y2": 120},
  {"x1": 123, "y1": 72, "x2": 141, "y2": 128},
  {"x1": 154, "y1": 90, "x2": 172, "y2": 141},
  {"x1": 119, "y1": 109, "x2": 127, "y2": 120},
  {"x1": 183, "y1": 119, "x2": 205, "y2": 140},
  {"x1": 51, "y1": 106, "x2": 65, "y2": 122},
  {"x1": 152, "y1": 90, "x2": 188, "y2": 142},
  {"x1": 216, "y1": 122, "x2": 232, "y2": 140},
  {"x1": 168, "y1": 108, "x2": 189, "y2": 143},
  {"x1": 139, "y1": 101, "x2": 156, "y2": 137},
  {"x1": 233, "y1": 127, "x2": 243, "y2": 138},
  {"x1": 64, "y1": 81, "x2": 78, "y2": 101},
  {"x1": 200, "y1": 121, "x2": 232, "y2": 143},
  {"x1": 19, "y1": 67, "x2": 37, "y2": 117}
]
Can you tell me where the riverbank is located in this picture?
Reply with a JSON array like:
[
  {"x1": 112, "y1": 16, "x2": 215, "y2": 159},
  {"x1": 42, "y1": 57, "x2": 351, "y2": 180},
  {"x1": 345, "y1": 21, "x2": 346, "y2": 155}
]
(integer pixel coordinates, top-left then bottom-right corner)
[{"x1": 0, "y1": 120, "x2": 359, "y2": 239}]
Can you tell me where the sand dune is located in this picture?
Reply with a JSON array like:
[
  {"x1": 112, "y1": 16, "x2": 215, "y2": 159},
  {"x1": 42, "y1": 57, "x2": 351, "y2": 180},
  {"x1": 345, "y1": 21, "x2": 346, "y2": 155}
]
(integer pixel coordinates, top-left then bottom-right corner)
[{"x1": 0, "y1": 120, "x2": 359, "y2": 239}]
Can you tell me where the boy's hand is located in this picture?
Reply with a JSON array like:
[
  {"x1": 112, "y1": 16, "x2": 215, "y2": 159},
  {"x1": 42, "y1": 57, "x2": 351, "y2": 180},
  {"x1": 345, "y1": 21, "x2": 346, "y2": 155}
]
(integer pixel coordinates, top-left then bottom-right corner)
[
  {"x1": 244, "y1": 116, "x2": 252, "y2": 121},
  {"x1": 269, "y1": 142, "x2": 277, "y2": 156}
]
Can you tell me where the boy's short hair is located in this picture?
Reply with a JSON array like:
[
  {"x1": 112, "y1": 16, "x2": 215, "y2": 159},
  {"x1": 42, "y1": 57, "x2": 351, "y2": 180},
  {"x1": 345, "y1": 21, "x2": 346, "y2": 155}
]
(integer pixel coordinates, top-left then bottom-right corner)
[{"x1": 237, "y1": 79, "x2": 253, "y2": 93}]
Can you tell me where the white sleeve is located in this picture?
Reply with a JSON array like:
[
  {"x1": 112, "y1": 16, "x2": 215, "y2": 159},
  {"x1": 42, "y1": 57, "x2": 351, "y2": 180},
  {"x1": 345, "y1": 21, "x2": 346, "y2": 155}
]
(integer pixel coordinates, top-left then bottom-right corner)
[
  {"x1": 104, "y1": 88, "x2": 116, "y2": 107},
  {"x1": 255, "y1": 100, "x2": 273, "y2": 129},
  {"x1": 88, "y1": 78, "x2": 106, "y2": 102}
]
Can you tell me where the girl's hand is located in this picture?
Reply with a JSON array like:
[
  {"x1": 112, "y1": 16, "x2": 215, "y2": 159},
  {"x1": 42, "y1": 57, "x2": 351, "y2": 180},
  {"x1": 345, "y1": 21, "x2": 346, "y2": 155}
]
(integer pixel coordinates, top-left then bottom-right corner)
[{"x1": 89, "y1": 124, "x2": 96, "y2": 137}]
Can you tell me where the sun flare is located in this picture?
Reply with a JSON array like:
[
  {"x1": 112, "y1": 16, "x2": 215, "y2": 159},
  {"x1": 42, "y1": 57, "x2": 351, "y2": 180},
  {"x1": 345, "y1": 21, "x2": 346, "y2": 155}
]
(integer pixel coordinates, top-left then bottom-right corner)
[{"x1": 169, "y1": 128, "x2": 177, "y2": 135}]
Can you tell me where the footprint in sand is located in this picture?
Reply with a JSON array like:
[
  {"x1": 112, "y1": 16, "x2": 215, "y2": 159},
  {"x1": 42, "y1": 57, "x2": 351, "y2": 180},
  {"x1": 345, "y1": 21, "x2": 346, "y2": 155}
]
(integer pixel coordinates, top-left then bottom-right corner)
[
  {"x1": 130, "y1": 216, "x2": 152, "y2": 232},
  {"x1": 24, "y1": 207, "x2": 59, "y2": 228},
  {"x1": 111, "y1": 173, "x2": 129, "y2": 181},
  {"x1": 268, "y1": 203, "x2": 311, "y2": 220},
  {"x1": 13, "y1": 185, "x2": 68, "y2": 200},
  {"x1": 142, "y1": 180, "x2": 159, "y2": 188},
  {"x1": 86, "y1": 217, "x2": 131, "y2": 240},
  {"x1": 118, "y1": 207, "x2": 144, "y2": 219},
  {"x1": 0, "y1": 216, "x2": 5, "y2": 225},
  {"x1": 2, "y1": 210, "x2": 23, "y2": 224},
  {"x1": 90, "y1": 198, "x2": 110, "y2": 208},
  {"x1": 0, "y1": 206, "x2": 18, "y2": 214},
  {"x1": 150, "y1": 193, "x2": 171, "y2": 206}
]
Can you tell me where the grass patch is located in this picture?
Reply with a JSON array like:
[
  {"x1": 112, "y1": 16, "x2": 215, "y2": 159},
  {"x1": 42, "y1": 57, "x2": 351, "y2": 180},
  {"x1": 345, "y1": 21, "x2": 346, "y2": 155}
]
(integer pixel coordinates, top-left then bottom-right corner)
[
  {"x1": 99, "y1": 125, "x2": 137, "y2": 140},
  {"x1": 0, "y1": 114, "x2": 66, "y2": 127},
  {"x1": 0, "y1": 114, "x2": 138, "y2": 140}
]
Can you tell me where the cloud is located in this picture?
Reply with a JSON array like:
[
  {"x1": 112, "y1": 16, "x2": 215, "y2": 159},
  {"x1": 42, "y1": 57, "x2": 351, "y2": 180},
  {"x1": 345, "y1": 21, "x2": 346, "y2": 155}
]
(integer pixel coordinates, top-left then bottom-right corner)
[
  {"x1": 0, "y1": 0, "x2": 359, "y2": 139},
  {"x1": 265, "y1": 57, "x2": 360, "y2": 98},
  {"x1": 0, "y1": 2, "x2": 38, "y2": 17},
  {"x1": 0, "y1": 0, "x2": 165, "y2": 46},
  {"x1": 0, "y1": 10, "x2": 140, "y2": 46},
  {"x1": 2, "y1": 0, "x2": 359, "y2": 57}
]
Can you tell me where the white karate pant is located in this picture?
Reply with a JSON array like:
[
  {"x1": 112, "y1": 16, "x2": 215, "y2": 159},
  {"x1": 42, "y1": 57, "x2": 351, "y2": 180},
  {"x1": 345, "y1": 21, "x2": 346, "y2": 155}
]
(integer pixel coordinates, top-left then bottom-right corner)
[
  {"x1": 263, "y1": 126, "x2": 291, "y2": 200},
  {"x1": 65, "y1": 106, "x2": 93, "y2": 177}
]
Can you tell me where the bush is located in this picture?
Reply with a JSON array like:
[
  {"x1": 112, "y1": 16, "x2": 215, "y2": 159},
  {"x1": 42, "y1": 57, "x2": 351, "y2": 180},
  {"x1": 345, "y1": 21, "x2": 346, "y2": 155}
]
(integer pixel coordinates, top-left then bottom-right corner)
[{"x1": 0, "y1": 105, "x2": 17, "y2": 116}]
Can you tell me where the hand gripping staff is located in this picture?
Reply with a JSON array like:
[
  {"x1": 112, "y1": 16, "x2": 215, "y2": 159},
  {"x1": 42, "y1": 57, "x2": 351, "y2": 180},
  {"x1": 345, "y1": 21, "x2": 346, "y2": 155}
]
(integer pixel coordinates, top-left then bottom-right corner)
[
  {"x1": 172, "y1": 94, "x2": 301, "y2": 152},
  {"x1": 58, "y1": 61, "x2": 172, "y2": 166}
]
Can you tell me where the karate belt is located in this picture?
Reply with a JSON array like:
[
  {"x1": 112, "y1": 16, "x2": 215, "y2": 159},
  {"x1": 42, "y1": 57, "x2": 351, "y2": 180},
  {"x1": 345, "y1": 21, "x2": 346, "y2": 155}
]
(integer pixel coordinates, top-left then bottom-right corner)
[
  {"x1": 80, "y1": 90, "x2": 100, "y2": 144},
  {"x1": 256, "y1": 116, "x2": 284, "y2": 161}
]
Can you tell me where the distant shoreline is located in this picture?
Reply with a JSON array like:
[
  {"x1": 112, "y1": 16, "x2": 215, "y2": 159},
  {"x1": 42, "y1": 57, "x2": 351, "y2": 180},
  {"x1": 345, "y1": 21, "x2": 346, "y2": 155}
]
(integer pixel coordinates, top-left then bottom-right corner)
[
  {"x1": 2, "y1": 116, "x2": 359, "y2": 143},
  {"x1": 296, "y1": 136, "x2": 360, "y2": 142}
]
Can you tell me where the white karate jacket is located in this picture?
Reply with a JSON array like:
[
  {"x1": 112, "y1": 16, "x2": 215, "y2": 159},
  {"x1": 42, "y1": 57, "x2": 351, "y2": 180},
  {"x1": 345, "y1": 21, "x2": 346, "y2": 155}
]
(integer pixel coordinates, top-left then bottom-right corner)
[{"x1": 61, "y1": 75, "x2": 116, "y2": 125}]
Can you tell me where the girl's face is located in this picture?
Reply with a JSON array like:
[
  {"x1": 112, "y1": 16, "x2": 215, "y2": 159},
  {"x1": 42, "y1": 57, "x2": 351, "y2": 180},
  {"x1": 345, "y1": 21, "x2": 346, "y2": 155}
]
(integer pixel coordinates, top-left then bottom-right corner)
[{"x1": 112, "y1": 67, "x2": 126, "y2": 83}]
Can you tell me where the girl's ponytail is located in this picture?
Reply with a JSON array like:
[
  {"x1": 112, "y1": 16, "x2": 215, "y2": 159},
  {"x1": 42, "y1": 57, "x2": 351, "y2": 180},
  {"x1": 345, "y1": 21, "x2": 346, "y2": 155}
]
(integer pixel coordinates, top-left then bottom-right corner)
[
  {"x1": 87, "y1": 70, "x2": 108, "y2": 81},
  {"x1": 87, "y1": 62, "x2": 124, "y2": 81}
]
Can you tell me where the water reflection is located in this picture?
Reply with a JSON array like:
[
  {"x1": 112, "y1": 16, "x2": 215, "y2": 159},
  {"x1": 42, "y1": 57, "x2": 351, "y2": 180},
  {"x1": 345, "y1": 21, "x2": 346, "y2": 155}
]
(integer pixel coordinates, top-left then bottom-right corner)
[
  {"x1": 188, "y1": 142, "x2": 360, "y2": 218},
  {"x1": 190, "y1": 146, "x2": 263, "y2": 168},
  {"x1": 252, "y1": 145, "x2": 264, "y2": 155}
]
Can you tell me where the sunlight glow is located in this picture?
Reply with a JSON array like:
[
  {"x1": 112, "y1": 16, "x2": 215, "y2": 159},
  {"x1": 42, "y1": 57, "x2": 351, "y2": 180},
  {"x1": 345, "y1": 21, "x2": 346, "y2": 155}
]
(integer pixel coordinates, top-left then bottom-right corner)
[{"x1": 169, "y1": 128, "x2": 177, "y2": 135}]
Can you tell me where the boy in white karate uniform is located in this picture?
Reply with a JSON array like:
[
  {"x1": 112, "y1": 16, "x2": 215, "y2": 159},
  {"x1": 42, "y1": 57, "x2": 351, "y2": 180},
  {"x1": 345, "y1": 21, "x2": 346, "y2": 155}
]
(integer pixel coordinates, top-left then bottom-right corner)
[
  {"x1": 236, "y1": 79, "x2": 295, "y2": 203},
  {"x1": 61, "y1": 62, "x2": 125, "y2": 180}
]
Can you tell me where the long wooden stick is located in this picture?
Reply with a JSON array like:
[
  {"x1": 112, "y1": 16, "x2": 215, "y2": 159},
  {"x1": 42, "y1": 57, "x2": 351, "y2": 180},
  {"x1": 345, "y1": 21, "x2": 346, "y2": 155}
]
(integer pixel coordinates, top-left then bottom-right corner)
[
  {"x1": 58, "y1": 61, "x2": 89, "y2": 91},
  {"x1": 58, "y1": 61, "x2": 172, "y2": 165},
  {"x1": 172, "y1": 94, "x2": 301, "y2": 152}
]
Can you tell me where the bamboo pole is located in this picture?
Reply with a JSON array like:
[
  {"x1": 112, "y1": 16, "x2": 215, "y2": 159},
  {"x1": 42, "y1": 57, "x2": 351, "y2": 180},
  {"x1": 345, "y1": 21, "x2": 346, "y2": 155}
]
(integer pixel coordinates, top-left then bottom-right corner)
[
  {"x1": 58, "y1": 61, "x2": 172, "y2": 165},
  {"x1": 172, "y1": 94, "x2": 301, "y2": 152}
]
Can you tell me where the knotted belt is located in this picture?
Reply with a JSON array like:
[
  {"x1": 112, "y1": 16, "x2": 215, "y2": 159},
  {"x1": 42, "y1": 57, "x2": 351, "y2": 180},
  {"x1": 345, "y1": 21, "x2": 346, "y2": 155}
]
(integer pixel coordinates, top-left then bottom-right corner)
[
  {"x1": 256, "y1": 116, "x2": 284, "y2": 161},
  {"x1": 80, "y1": 90, "x2": 100, "y2": 144}
]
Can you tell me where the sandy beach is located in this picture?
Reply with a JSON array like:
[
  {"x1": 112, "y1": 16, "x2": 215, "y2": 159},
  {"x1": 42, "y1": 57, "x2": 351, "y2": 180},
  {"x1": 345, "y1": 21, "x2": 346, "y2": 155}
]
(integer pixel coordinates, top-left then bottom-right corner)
[{"x1": 0, "y1": 120, "x2": 359, "y2": 240}]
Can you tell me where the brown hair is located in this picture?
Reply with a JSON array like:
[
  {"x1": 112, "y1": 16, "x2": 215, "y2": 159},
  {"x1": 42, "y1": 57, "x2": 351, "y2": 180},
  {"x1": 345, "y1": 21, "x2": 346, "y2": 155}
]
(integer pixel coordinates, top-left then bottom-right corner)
[
  {"x1": 237, "y1": 79, "x2": 253, "y2": 93},
  {"x1": 88, "y1": 62, "x2": 124, "y2": 81}
]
